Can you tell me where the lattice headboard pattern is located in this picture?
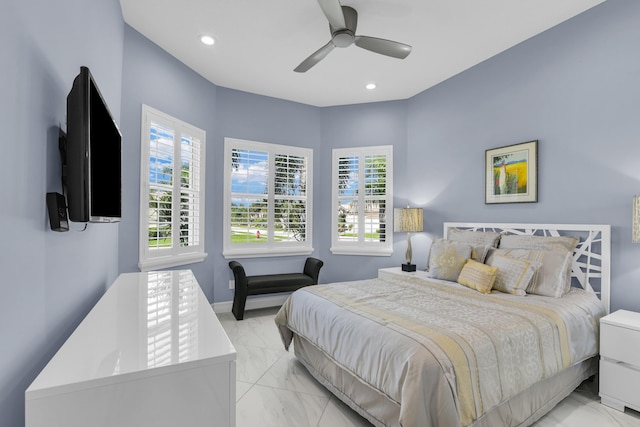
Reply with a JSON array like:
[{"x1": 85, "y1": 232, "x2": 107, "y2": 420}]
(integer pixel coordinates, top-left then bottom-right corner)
[{"x1": 444, "y1": 222, "x2": 611, "y2": 313}]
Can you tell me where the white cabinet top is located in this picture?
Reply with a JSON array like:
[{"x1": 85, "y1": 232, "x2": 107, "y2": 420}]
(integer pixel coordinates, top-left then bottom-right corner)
[
  {"x1": 27, "y1": 270, "x2": 236, "y2": 399},
  {"x1": 600, "y1": 309, "x2": 640, "y2": 332}
]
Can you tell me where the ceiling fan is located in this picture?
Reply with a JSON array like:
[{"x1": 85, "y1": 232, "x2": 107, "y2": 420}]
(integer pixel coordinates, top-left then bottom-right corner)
[{"x1": 294, "y1": 0, "x2": 412, "y2": 73}]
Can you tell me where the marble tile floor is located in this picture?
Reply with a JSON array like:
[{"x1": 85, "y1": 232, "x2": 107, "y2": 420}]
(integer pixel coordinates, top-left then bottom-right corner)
[{"x1": 217, "y1": 307, "x2": 640, "y2": 427}]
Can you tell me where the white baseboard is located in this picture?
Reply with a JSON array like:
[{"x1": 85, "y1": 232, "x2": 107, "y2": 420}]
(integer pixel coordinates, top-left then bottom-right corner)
[{"x1": 211, "y1": 294, "x2": 289, "y2": 314}]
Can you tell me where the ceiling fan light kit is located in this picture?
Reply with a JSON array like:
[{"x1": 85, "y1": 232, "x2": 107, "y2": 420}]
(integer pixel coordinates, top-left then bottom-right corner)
[{"x1": 295, "y1": 0, "x2": 412, "y2": 73}]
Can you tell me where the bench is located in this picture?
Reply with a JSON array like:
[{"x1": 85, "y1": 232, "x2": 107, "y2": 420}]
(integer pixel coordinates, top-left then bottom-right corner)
[{"x1": 228, "y1": 257, "x2": 324, "y2": 320}]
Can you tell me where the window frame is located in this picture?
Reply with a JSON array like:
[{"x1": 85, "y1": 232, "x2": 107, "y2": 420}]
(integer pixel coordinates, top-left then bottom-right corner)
[
  {"x1": 138, "y1": 105, "x2": 207, "y2": 271},
  {"x1": 223, "y1": 137, "x2": 313, "y2": 259},
  {"x1": 331, "y1": 145, "x2": 393, "y2": 256}
]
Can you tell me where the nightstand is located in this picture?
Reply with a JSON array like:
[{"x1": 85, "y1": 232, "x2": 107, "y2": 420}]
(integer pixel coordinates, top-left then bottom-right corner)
[
  {"x1": 378, "y1": 267, "x2": 430, "y2": 280},
  {"x1": 599, "y1": 309, "x2": 640, "y2": 413}
]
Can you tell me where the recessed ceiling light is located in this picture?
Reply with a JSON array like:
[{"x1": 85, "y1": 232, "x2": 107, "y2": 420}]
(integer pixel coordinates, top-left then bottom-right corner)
[
  {"x1": 365, "y1": 83, "x2": 376, "y2": 90},
  {"x1": 199, "y1": 34, "x2": 215, "y2": 46}
]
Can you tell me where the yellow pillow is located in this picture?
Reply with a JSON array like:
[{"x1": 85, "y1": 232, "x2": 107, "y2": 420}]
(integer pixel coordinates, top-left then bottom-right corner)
[{"x1": 457, "y1": 259, "x2": 498, "y2": 294}]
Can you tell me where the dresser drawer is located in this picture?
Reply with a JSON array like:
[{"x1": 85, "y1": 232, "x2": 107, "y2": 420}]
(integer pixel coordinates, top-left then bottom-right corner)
[
  {"x1": 600, "y1": 359, "x2": 640, "y2": 411},
  {"x1": 600, "y1": 322, "x2": 640, "y2": 366}
]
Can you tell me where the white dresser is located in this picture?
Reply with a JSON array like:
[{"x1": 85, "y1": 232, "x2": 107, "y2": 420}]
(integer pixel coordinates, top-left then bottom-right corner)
[
  {"x1": 599, "y1": 309, "x2": 640, "y2": 413},
  {"x1": 26, "y1": 270, "x2": 236, "y2": 427}
]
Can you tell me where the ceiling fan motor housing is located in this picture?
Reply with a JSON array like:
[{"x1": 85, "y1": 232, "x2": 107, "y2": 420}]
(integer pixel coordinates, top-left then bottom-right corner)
[
  {"x1": 330, "y1": 6, "x2": 358, "y2": 47},
  {"x1": 332, "y1": 30, "x2": 354, "y2": 47}
]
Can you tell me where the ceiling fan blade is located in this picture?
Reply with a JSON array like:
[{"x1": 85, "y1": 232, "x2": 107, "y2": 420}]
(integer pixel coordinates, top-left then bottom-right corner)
[
  {"x1": 355, "y1": 36, "x2": 412, "y2": 59},
  {"x1": 317, "y1": 0, "x2": 346, "y2": 29},
  {"x1": 294, "y1": 42, "x2": 335, "y2": 73}
]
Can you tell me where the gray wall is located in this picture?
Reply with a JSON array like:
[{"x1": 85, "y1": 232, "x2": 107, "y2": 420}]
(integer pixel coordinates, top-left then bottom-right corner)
[
  {"x1": 118, "y1": 25, "x2": 410, "y2": 300},
  {"x1": 406, "y1": 0, "x2": 640, "y2": 311},
  {"x1": 0, "y1": 0, "x2": 124, "y2": 426},
  {"x1": 120, "y1": 0, "x2": 640, "y2": 309},
  {"x1": 119, "y1": 26, "x2": 324, "y2": 305},
  {"x1": 317, "y1": 101, "x2": 410, "y2": 284},
  {"x1": 118, "y1": 25, "x2": 218, "y2": 296},
  {"x1": 2, "y1": 1, "x2": 639, "y2": 425},
  {"x1": 211, "y1": 87, "x2": 322, "y2": 303}
]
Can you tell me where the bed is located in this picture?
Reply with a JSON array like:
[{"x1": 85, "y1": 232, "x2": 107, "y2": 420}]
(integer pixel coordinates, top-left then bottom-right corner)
[{"x1": 275, "y1": 223, "x2": 610, "y2": 427}]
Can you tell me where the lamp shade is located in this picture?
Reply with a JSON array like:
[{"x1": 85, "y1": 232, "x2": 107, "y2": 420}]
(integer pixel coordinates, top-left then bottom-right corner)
[
  {"x1": 633, "y1": 195, "x2": 640, "y2": 243},
  {"x1": 394, "y1": 207, "x2": 423, "y2": 233}
]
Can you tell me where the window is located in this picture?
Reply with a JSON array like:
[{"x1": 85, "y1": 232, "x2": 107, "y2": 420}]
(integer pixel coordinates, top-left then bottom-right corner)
[
  {"x1": 331, "y1": 146, "x2": 393, "y2": 256},
  {"x1": 139, "y1": 105, "x2": 207, "y2": 271},
  {"x1": 223, "y1": 137, "x2": 313, "y2": 258}
]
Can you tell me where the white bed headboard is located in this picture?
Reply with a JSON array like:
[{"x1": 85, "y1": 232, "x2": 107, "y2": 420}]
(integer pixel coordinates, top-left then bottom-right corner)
[{"x1": 444, "y1": 222, "x2": 611, "y2": 313}]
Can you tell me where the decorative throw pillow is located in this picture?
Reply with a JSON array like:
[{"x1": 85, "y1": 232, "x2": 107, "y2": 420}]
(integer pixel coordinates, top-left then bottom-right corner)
[
  {"x1": 427, "y1": 238, "x2": 473, "y2": 282},
  {"x1": 447, "y1": 228, "x2": 502, "y2": 247},
  {"x1": 447, "y1": 229, "x2": 501, "y2": 263},
  {"x1": 457, "y1": 259, "x2": 498, "y2": 294},
  {"x1": 469, "y1": 245, "x2": 492, "y2": 265},
  {"x1": 487, "y1": 255, "x2": 539, "y2": 296},
  {"x1": 485, "y1": 248, "x2": 573, "y2": 297},
  {"x1": 525, "y1": 251, "x2": 573, "y2": 297},
  {"x1": 498, "y1": 234, "x2": 579, "y2": 254}
]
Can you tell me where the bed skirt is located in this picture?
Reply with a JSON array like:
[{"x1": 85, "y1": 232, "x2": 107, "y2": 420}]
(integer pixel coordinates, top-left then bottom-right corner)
[{"x1": 293, "y1": 334, "x2": 598, "y2": 427}]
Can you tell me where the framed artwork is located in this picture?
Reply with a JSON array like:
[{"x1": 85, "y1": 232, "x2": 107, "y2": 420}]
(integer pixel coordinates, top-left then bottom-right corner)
[{"x1": 485, "y1": 140, "x2": 538, "y2": 204}]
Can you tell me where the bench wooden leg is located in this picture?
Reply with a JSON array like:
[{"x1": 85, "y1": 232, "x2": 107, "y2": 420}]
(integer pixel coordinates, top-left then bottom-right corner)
[{"x1": 232, "y1": 291, "x2": 246, "y2": 320}]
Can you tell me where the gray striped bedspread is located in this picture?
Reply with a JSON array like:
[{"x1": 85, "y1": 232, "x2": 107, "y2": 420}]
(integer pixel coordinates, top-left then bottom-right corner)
[{"x1": 275, "y1": 274, "x2": 605, "y2": 427}]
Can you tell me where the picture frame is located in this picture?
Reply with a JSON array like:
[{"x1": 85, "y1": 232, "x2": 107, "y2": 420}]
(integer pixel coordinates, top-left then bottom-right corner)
[{"x1": 485, "y1": 140, "x2": 538, "y2": 204}]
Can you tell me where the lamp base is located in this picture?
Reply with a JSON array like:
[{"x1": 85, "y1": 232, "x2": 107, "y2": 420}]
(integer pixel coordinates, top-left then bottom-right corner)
[{"x1": 401, "y1": 263, "x2": 416, "y2": 272}]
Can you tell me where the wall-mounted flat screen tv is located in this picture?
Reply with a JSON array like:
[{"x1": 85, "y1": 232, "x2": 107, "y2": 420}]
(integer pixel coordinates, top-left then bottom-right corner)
[{"x1": 66, "y1": 66, "x2": 122, "y2": 223}]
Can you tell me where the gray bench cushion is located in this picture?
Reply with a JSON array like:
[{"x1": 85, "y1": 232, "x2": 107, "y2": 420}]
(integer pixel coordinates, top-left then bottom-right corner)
[{"x1": 247, "y1": 273, "x2": 315, "y2": 294}]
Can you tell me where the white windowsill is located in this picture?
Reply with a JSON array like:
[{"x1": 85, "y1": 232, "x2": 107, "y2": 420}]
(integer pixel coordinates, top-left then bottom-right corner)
[
  {"x1": 139, "y1": 252, "x2": 208, "y2": 271},
  {"x1": 330, "y1": 246, "x2": 393, "y2": 257},
  {"x1": 223, "y1": 247, "x2": 314, "y2": 259}
]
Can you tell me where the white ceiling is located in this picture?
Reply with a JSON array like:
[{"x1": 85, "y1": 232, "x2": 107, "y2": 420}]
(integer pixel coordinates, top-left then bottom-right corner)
[{"x1": 120, "y1": 0, "x2": 604, "y2": 107}]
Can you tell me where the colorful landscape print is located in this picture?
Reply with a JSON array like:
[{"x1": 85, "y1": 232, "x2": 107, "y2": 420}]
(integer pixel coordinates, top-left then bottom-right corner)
[{"x1": 492, "y1": 149, "x2": 528, "y2": 195}]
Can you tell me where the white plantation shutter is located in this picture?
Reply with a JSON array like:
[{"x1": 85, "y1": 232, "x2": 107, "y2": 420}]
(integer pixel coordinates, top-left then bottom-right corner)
[
  {"x1": 148, "y1": 122, "x2": 174, "y2": 249},
  {"x1": 178, "y1": 133, "x2": 202, "y2": 248},
  {"x1": 364, "y1": 154, "x2": 388, "y2": 243},
  {"x1": 139, "y1": 105, "x2": 207, "y2": 270},
  {"x1": 223, "y1": 138, "x2": 313, "y2": 258},
  {"x1": 331, "y1": 146, "x2": 393, "y2": 256},
  {"x1": 229, "y1": 149, "x2": 269, "y2": 245},
  {"x1": 274, "y1": 153, "x2": 308, "y2": 242},
  {"x1": 336, "y1": 155, "x2": 359, "y2": 243}
]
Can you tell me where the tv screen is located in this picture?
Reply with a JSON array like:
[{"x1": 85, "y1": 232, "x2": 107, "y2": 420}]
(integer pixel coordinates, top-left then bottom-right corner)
[{"x1": 66, "y1": 66, "x2": 122, "y2": 223}]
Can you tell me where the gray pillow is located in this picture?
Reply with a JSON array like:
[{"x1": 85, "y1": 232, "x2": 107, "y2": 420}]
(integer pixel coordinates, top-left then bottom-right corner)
[
  {"x1": 498, "y1": 234, "x2": 578, "y2": 254},
  {"x1": 486, "y1": 248, "x2": 573, "y2": 297},
  {"x1": 447, "y1": 229, "x2": 501, "y2": 263},
  {"x1": 447, "y1": 228, "x2": 501, "y2": 247},
  {"x1": 427, "y1": 238, "x2": 473, "y2": 282},
  {"x1": 487, "y1": 255, "x2": 539, "y2": 296}
]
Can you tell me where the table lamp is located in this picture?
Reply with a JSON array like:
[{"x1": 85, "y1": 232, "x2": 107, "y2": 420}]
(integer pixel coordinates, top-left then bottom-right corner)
[{"x1": 394, "y1": 206, "x2": 423, "y2": 271}]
